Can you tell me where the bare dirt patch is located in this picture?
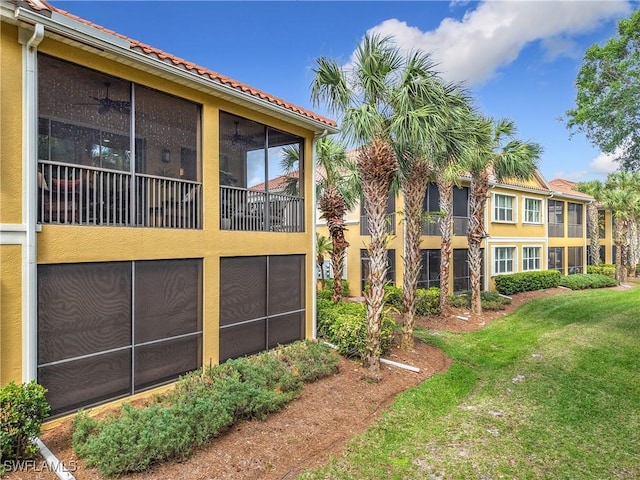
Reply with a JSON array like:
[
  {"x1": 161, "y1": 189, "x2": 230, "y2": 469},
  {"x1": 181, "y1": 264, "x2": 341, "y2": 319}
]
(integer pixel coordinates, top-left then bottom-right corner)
[{"x1": 6, "y1": 287, "x2": 576, "y2": 480}]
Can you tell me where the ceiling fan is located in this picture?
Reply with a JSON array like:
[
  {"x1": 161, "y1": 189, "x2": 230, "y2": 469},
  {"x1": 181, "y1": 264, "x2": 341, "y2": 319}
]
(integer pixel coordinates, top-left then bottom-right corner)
[
  {"x1": 223, "y1": 121, "x2": 251, "y2": 145},
  {"x1": 75, "y1": 82, "x2": 131, "y2": 115}
]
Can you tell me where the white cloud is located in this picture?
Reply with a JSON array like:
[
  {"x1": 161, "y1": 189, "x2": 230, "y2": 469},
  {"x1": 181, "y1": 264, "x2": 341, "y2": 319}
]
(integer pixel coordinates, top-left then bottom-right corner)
[
  {"x1": 590, "y1": 151, "x2": 619, "y2": 175},
  {"x1": 365, "y1": 0, "x2": 630, "y2": 85}
]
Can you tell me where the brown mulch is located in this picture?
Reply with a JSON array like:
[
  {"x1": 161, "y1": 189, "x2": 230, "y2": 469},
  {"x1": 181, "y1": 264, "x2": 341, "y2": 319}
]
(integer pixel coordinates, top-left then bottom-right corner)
[{"x1": 6, "y1": 287, "x2": 580, "y2": 480}]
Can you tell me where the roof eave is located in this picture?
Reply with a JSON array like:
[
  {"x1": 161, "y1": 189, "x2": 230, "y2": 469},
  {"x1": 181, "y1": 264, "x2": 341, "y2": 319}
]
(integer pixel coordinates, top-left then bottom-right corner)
[{"x1": 10, "y1": 4, "x2": 338, "y2": 135}]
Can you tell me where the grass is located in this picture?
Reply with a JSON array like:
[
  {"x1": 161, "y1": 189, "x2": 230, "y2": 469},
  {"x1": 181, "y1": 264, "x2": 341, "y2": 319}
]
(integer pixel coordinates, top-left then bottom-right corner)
[{"x1": 298, "y1": 288, "x2": 640, "y2": 480}]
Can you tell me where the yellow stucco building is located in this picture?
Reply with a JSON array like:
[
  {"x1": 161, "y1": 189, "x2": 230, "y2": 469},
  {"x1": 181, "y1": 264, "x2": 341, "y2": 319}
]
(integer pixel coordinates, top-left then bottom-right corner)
[
  {"x1": 0, "y1": 0, "x2": 337, "y2": 419},
  {"x1": 317, "y1": 168, "x2": 612, "y2": 296}
]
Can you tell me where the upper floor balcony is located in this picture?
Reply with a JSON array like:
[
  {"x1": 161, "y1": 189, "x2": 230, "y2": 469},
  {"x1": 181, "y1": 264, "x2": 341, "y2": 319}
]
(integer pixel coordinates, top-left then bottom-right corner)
[
  {"x1": 38, "y1": 160, "x2": 202, "y2": 228},
  {"x1": 422, "y1": 216, "x2": 468, "y2": 236}
]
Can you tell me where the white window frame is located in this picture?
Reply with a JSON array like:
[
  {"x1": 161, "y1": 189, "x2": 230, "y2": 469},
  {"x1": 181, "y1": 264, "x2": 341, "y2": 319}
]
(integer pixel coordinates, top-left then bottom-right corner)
[
  {"x1": 522, "y1": 245, "x2": 542, "y2": 271},
  {"x1": 493, "y1": 193, "x2": 516, "y2": 223},
  {"x1": 523, "y1": 197, "x2": 542, "y2": 224},
  {"x1": 493, "y1": 246, "x2": 516, "y2": 275}
]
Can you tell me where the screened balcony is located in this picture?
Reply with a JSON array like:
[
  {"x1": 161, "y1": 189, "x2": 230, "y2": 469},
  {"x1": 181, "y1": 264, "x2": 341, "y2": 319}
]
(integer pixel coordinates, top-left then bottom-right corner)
[{"x1": 38, "y1": 160, "x2": 202, "y2": 228}]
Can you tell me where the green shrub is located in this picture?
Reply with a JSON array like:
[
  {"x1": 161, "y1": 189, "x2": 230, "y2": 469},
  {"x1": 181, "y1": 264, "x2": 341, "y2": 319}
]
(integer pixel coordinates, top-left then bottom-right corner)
[
  {"x1": 321, "y1": 279, "x2": 350, "y2": 296},
  {"x1": 72, "y1": 341, "x2": 338, "y2": 477},
  {"x1": 0, "y1": 381, "x2": 50, "y2": 461},
  {"x1": 447, "y1": 290, "x2": 511, "y2": 310},
  {"x1": 494, "y1": 270, "x2": 561, "y2": 295},
  {"x1": 587, "y1": 264, "x2": 615, "y2": 278},
  {"x1": 415, "y1": 287, "x2": 441, "y2": 316},
  {"x1": 383, "y1": 284, "x2": 403, "y2": 310},
  {"x1": 559, "y1": 273, "x2": 617, "y2": 290},
  {"x1": 328, "y1": 311, "x2": 395, "y2": 358}
]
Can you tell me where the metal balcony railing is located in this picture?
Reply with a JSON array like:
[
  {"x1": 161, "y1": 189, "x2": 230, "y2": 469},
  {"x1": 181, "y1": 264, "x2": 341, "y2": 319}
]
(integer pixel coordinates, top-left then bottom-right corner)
[
  {"x1": 38, "y1": 160, "x2": 202, "y2": 229},
  {"x1": 568, "y1": 223, "x2": 583, "y2": 238},
  {"x1": 548, "y1": 223, "x2": 564, "y2": 237},
  {"x1": 360, "y1": 213, "x2": 396, "y2": 236},
  {"x1": 422, "y1": 216, "x2": 469, "y2": 236},
  {"x1": 220, "y1": 186, "x2": 303, "y2": 232}
]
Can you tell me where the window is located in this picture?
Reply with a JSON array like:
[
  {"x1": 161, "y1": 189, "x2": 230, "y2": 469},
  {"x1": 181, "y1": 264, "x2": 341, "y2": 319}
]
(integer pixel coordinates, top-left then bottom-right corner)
[
  {"x1": 418, "y1": 249, "x2": 441, "y2": 289},
  {"x1": 360, "y1": 249, "x2": 395, "y2": 293},
  {"x1": 548, "y1": 200, "x2": 564, "y2": 237},
  {"x1": 38, "y1": 54, "x2": 202, "y2": 228},
  {"x1": 568, "y1": 203, "x2": 583, "y2": 238},
  {"x1": 493, "y1": 194, "x2": 515, "y2": 222},
  {"x1": 219, "y1": 112, "x2": 304, "y2": 232},
  {"x1": 453, "y1": 248, "x2": 484, "y2": 292},
  {"x1": 548, "y1": 247, "x2": 564, "y2": 273},
  {"x1": 422, "y1": 183, "x2": 440, "y2": 236},
  {"x1": 522, "y1": 246, "x2": 541, "y2": 271},
  {"x1": 453, "y1": 186, "x2": 470, "y2": 235},
  {"x1": 587, "y1": 246, "x2": 606, "y2": 265},
  {"x1": 38, "y1": 259, "x2": 203, "y2": 416},
  {"x1": 219, "y1": 255, "x2": 305, "y2": 361},
  {"x1": 360, "y1": 194, "x2": 396, "y2": 235},
  {"x1": 494, "y1": 247, "x2": 515, "y2": 274},
  {"x1": 568, "y1": 247, "x2": 583, "y2": 274},
  {"x1": 523, "y1": 198, "x2": 542, "y2": 224}
]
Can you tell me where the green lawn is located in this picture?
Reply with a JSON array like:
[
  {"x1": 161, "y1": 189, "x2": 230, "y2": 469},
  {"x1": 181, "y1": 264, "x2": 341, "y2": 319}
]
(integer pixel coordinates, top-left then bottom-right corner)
[{"x1": 298, "y1": 288, "x2": 640, "y2": 480}]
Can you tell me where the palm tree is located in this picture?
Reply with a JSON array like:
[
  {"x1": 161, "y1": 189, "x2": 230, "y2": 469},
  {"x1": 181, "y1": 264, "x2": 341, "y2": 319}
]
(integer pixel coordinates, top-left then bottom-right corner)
[
  {"x1": 312, "y1": 33, "x2": 433, "y2": 378},
  {"x1": 602, "y1": 172, "x2": 640, "y2": 283},
  {"x1": 316, "y1": 233, "x2": 333, "y2": 290},
  {"x1": 466, "y1": 117, "x2": 542, "y2": 315},
  {"x1": 575, "y1": 180, "x2": 604, "y2": 266},
  {"x1": 282, "y1": 137, "x2": 358, "y2": 303},
  {"x1": 390, "y1": 54, "x2": 466, "y2": 350}
]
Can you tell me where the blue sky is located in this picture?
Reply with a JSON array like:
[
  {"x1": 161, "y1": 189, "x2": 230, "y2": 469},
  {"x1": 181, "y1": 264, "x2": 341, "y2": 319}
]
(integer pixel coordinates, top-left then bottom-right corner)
[{"x1": 55, "y1": 0, "x2": 636, "y2": 182}]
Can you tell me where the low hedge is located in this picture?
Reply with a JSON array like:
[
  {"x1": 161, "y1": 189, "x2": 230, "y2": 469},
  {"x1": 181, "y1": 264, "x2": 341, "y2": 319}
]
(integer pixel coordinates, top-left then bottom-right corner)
[
  {"x1": 448, "y1": 290, "x2": 512, "y2": 311},
  {"x1": 559, "y1": 273, "x2": 617, "y2": 290},
  {"x1": 72, "y1": 340, "x2": 338, "y2": 477},
  {"x1": 318, "y1": 279, "x2": 350, "y2": 300},
  {"x1": 381, "y1": 285, "x2": 441, "y2": 316},
  {"x1": 494, "y1": 270, "x2": 561, "y2": 295}
]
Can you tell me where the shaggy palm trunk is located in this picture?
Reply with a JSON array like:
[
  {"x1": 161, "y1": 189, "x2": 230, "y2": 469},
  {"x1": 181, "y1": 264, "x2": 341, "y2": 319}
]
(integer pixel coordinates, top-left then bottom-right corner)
[
  {"x1": 359, "y1": 138, "x2": 397, "y2": 380},
  {"x1": 628, "y1": 219, "x2": 639, "y2": 277},
  {"x1": 587, "y1": 203, "x2": 600, "y2": 265},
  {"x1": 613, "y1": 218, "x2": 628, "y2": 284},
  {"x1": 400, "y1": 162, "x2": 430, "y2": 351},
  {"x1": 438, "y1": 178, "x2": 454, "y2": 314},
  {"x1": 319, "y1": 187, "x2": 349, "y2": 304},
  {"x1": 467, "y1": 171, "x2": 489, "y2": 315}
]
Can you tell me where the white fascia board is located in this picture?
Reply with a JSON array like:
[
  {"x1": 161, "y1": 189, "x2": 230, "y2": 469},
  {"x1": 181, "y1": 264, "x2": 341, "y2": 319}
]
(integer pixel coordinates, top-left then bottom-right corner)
[{"x1": 12, "y1": 6, "x2": 337, "y2": 136}]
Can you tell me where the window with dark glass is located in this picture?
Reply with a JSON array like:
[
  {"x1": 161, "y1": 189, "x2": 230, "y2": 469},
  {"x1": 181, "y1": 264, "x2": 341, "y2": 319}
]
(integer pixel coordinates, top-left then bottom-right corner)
[
  {"x1": 418, "y1": 249, "x2": 441, "y2": 289},
  {"x1": 37, "y1": 259, "x2": 202, "y2": 417},
  {"x1": 548, "y1": 200, "x2": 564, "y2": 237},
  {"x1": 568, "y1": 246, "x2": 583, "y2": 274},
  {"x1": 567, "y1": 203, "x2": 583, "y2": 238},
  {"x1": 37, "y1": 54, "x2": 202, "y2": 228},
  {"x1": 548, "y1": 247, "x2": 564, "y2": 273},
  {"x1": 452, "y1": 248, "x2": 483, "y2": 292},
  {"x1": 452, "y1": 186, "x2": 470, "y2": 235},
  {"x1": 219, "y1": 112, "x2": 304, "y2": 232},
  {"x1": 219, "y1": 255, "x2": 305, "y2": 361},
  {"x1": 360, "y1": 249, "x2": 395, "y2": 293}
]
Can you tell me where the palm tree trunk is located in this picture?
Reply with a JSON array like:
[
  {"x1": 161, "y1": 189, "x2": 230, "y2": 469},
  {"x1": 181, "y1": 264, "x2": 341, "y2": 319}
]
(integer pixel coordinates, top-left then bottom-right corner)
[
  {"x1": 358, "y1": 138, "x2": 397, "y2": 381},
  {"x1": 614, "y1": 218, "x2": 624, "y2": 284},
  {"x1": 319, "y1": 187, "x2": 349, "y2": 303},
  {"x1": 587, "y1": 203, "x2": 600, "y2": 265},
  {"x1": 400, "y1": 163, "x2": 430, "y2": 351},
  {"x1": 629, "y1": 219, "x2": 639, "y2": 277},
  {"x1": 438, "y1": 178, "x2": 453, "y2": 313},
  {"x1": 468, "y1": 171, "x2": 489, "y2": 315}
]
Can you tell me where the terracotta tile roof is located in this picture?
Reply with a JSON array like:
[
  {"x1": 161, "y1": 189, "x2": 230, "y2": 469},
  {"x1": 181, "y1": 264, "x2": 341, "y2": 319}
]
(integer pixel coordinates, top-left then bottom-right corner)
[
  {"x1": 548, "y1": 179, "x2": 594, "y2": 200},
  {"x1": 249, "y1": 172, "x2": 298, "y2": 192},
  {"x1": 22, "y1": 0, "x2": 336, "y2": 129}
]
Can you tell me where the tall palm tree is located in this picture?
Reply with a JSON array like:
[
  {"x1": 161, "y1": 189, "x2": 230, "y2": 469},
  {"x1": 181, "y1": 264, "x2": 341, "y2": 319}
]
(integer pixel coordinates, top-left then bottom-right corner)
[
  {"x1": 390, "y1": 54, "x2": 466, "y2": 351},
  {"x1": 282, "y1": 137, "x2": 358, "y2": 303},
  {"x1": 602, "y1": 171, "x2": 640, "y2": 283},
  {"x1": 312, "y1": 33, "x2": 435, "y2": 378},
  {"x1": 575, "y1": 179, "x2": 604, "y2": 266},
  {"x1": 466, "y1": 117, "x2": 542, "y2": 314}
]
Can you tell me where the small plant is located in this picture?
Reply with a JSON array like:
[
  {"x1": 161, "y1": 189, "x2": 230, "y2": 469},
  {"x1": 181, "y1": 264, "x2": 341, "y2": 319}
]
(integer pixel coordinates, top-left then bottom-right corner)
[
  {"x1": 0, "y1": 381, "x2": 50, "y2": 462},
  {"x1": 447, "y1": 290, "x2": 511, "y2": 310},
  {"x1": 321, "y1": 279, "x2": 350, "y2": 296},
  {"x1": 415, "y1": 287, "x2": 441, "y2": 316},
  {"x1": 383, "y1": 284, "x2": 403, "y2": 310},
  {"x1": 587, "y1": 264, "x2": 615, "y2": 278}
]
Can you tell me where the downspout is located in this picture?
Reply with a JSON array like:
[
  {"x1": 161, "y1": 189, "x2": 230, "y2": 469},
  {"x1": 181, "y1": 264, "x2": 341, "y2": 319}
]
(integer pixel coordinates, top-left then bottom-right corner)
[
  {"x1": 311, "y1": 129, "x2": 328, "y2": 339},
  {"x1": 19, "y1": 21, "x2": 75, "y2": 480},
  {"x1": 19, "y1": 22, "x2": 44, "y2": 383}
]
